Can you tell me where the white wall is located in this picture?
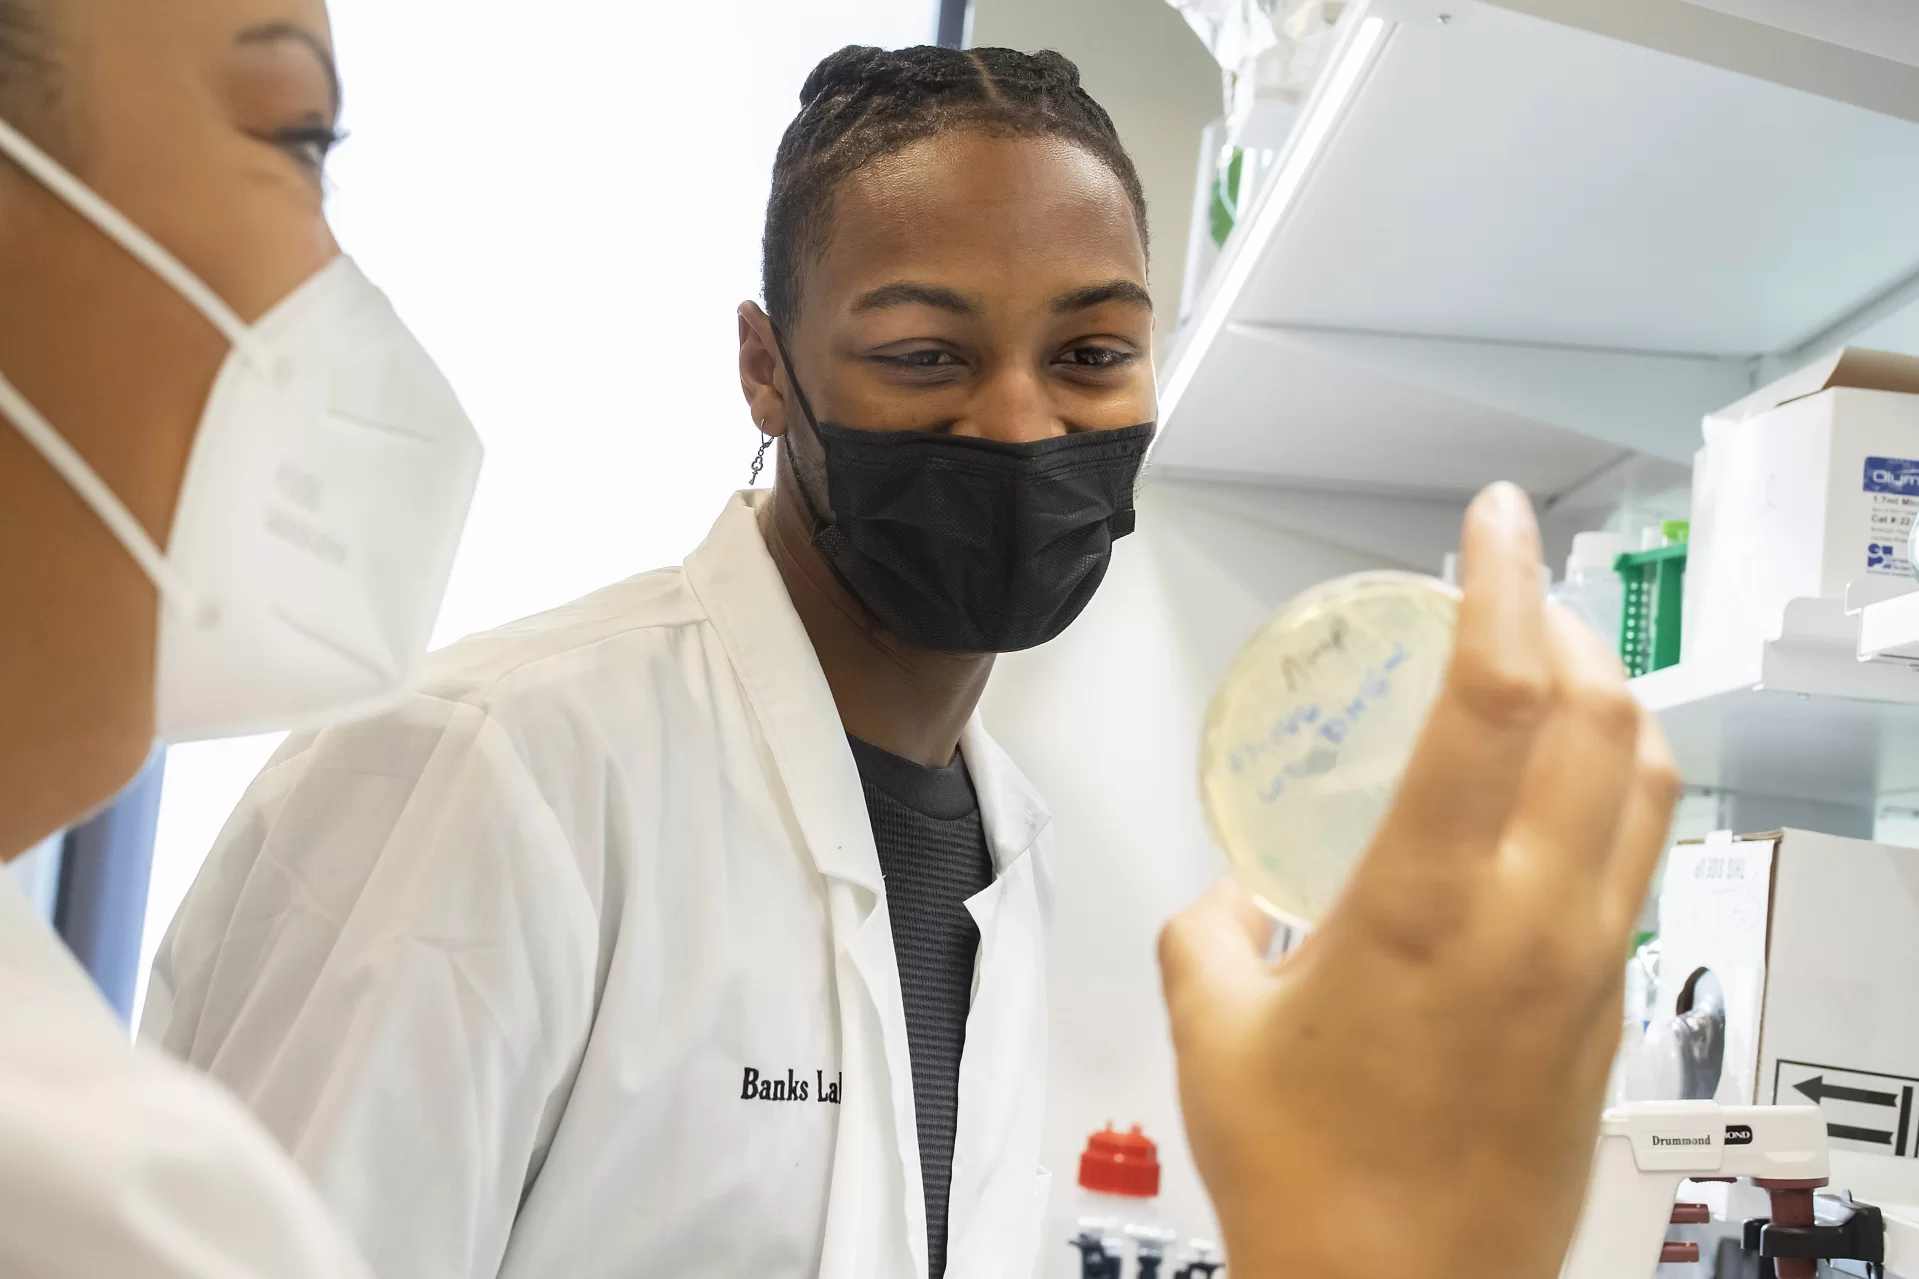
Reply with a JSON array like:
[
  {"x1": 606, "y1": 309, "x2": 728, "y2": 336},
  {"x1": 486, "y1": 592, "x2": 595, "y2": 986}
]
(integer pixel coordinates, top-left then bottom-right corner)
[
  {"x1": 1838, "y1": 290, "x2": 1919, "y2": 362},
  {"x1": 143, "y1": 0, "x2": 940, "y2": 1014},
  {"x1": 983, "y1": 476, "x2": 1439, "y2": 1257},
  {"x1": 1679, "y1": 0, "x2": 1919, "y2": 67}
]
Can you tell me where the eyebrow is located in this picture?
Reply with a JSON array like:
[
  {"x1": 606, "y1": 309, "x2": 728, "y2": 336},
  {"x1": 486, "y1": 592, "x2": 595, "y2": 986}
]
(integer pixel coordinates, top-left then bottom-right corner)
[
  {"x1": 851, "y1": 281, "x2": 979, "y2": 317},
  {"x1": 849, "y1": 278, "x2": 1156, "y2": 318},
  {"x1": 1053, "y1": 280, "x2": 1154, "y2": 314},
  {"x1": 237, "y1": 21, "x2": 342, "y2": 119}
]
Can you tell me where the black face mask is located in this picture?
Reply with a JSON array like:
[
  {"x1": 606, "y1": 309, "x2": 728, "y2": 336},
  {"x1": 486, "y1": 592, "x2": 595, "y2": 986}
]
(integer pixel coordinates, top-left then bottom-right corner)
[{"x1": 771, "y1": 329, "x2": 1154, "y2": 654}]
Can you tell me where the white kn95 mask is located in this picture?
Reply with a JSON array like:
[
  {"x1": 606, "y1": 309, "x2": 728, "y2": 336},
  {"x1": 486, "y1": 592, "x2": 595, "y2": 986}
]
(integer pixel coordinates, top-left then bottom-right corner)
[{"x1": 0, "y1": 115, "x2": 482, "y2": 743}]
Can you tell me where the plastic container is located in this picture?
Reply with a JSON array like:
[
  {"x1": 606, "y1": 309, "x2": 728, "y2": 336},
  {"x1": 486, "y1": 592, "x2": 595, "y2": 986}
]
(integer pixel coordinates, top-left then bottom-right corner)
[
  {"x1": 1201, "y1": 571, "x2": 1459, "y2": 925},
  {"x1": 1170, "y1": 1241, "x2": 1225, "y2": 1279},
  {"x1": 1125, "y1": 1223, "x2": 1178, "y2": 1279},
  {"x1": 1060, "y1": 1125, "x2": 1165, "y2": 1279},
  {"x1": 1549, "y1": 531, "x2": 1629, "y2": 655},
  {"x1": 1607, "y1": 941, "x2": 1664, "y2": 1106}
]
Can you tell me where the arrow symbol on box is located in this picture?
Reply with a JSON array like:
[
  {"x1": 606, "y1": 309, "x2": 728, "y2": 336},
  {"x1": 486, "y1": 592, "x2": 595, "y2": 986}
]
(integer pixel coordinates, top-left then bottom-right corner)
[{"x1": 1795, "y1": 1076, "x2": 1901, "y2": 1108}]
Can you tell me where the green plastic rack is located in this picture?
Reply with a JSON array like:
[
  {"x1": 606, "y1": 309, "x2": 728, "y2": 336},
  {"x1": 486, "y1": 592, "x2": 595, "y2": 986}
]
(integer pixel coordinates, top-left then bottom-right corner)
[{"x1": 1615, "y1": 542, "x2": 1689, "y2": 678}]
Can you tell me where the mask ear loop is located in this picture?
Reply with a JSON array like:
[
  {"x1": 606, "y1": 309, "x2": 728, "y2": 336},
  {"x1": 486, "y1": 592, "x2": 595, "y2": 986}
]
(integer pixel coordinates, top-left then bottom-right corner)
[
  {"x1": 0, "y1": 369, "x2": 215, "y2": 625},
  {"x1": 0, "y1": 114, "x2": 269, "y2": 626},
  {"x1": 765, "y1": 321, "x2": 835, "y2": 531}
]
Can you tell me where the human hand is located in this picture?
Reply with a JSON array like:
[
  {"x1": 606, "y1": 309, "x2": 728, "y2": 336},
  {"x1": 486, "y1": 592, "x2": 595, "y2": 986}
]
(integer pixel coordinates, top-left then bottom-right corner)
[{"x1": 1159, "y1": 482, "x2": 1680, "y2": 1279}]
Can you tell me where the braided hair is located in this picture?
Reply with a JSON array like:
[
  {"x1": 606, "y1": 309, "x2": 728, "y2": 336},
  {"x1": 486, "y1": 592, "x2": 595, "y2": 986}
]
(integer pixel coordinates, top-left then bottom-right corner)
[
  {"x1": 763, "y1": 44, "x2": 1149, "y2": 326},
  {"x1": 0, "y1": 0, "x2": 53, "y2": 115}
]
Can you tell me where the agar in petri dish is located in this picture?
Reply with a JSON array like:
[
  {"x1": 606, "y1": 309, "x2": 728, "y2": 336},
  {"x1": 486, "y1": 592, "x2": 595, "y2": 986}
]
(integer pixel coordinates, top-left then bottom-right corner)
[{"x1": 1199, "y1": 571, "x2": 1459, "y2": 926}]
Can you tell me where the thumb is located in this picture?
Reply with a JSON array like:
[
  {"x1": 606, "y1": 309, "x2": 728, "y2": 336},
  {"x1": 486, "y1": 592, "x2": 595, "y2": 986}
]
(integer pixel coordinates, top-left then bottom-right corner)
[{"x1": 1159, "y1": 879, "x2": 1277, "y2": 1020}]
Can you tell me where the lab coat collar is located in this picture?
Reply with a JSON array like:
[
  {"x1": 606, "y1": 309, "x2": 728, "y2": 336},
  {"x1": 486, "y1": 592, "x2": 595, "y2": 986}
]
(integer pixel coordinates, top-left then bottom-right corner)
[
  {"x1": 958, "y1": 720, "x2": 1050, "y2": 875},
  {"x1": 683, "y1": 490, "x2": 884, "y2": 895}
]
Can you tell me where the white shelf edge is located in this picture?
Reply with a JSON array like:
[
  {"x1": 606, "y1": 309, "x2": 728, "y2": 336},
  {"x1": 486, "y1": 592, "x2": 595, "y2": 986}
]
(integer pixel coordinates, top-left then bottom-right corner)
[
  {"x1": 1636, "y1": 598, "x2": 1919, "y2": 714},
  {"x1": 1627, "y1": 603, "x2": 1919, "y2": 808},
  {"x1": 1859, "y1": 589, "x2": 1919, "y2": 660},
  {"x1": 1629, "y1": 660, "x2": 1757, "y2": 714},
  {"x1": 1888, "y1": 1202, "x2": 1919, "y2": 1278}
]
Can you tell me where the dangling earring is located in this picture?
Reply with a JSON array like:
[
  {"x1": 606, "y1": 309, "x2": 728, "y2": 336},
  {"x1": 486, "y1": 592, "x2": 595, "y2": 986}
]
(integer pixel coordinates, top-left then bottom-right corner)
[{"x1": 749, "y1": 425, "x2": 772, "y2": 485}]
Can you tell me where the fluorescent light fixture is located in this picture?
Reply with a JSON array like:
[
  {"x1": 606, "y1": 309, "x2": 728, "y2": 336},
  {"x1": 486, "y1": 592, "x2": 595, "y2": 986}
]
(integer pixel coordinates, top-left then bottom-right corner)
[{"x1": 1154, "y1": 13, "x2": 1391, "y2": 441}]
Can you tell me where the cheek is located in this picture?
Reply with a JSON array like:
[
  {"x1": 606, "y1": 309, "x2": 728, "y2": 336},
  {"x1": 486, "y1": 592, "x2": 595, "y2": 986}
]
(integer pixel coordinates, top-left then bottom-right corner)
[
  {"x1": 80, "y1": 136, "x2": 335, "y2": 534},
  {"x1": 141, "y1": 154, "x2": 337, "y2": 323},
  {"x1": 1086, "y1": 375, "x2": 1160, "y2": 429}
]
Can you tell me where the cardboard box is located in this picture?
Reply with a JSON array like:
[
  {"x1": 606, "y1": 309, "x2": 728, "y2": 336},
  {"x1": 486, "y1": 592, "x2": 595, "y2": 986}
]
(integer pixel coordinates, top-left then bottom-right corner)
[
  {"x1": 1685, "y1": 349, "x2": 1919, "y2": 669},
  {"x1": 1658, "y1": 828, "x2": 1919, "y2": 1205}
]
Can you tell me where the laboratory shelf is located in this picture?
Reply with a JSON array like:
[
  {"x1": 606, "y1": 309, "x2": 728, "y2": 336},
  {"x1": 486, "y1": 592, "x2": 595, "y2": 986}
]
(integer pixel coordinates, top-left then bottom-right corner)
[
  {"x1": 1632, "y1": 636, "x2": 1919, "y2": 809},
  {"x1": 1858, "y1": 588, "x2": 1919, "y2": 661},
  {"x1": 1156, "y1": 0, "x2": 1919, "y2": 510},
  {"x1": 1886, "y1": 1201, "x2": 1919, "y2": 1279}
]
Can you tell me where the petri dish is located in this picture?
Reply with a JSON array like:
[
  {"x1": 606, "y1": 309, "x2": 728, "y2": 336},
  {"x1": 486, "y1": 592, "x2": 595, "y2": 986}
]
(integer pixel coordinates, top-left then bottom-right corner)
[{"x1": 1200, "y1": 571, "x2": 1460, "y2": 926}]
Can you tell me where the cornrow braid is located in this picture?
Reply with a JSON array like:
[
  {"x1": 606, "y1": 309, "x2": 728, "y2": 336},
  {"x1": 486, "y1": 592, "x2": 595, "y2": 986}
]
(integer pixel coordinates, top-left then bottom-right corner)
[
  {"x1": 0, "y1": 0, "x2": 54, "y2": 116},
  {"x1": 763, "y1": 44, "x2": 1149, "y2": 326}
]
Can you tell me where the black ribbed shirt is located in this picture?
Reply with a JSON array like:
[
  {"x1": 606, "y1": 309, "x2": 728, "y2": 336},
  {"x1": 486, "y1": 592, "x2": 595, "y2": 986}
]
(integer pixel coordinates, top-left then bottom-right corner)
[{"x1": 846, "y1": 734, "x2": 995, "y2": 1279}]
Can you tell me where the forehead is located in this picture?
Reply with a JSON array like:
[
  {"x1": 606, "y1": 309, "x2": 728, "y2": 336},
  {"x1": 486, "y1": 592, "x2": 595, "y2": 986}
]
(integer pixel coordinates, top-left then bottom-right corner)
[
  {"x1": 807, "y1": 130, "x2": 1146, "y2": 318},
  {"x1": 57, "y1": 0, "x2": 333, "y2": 74}
]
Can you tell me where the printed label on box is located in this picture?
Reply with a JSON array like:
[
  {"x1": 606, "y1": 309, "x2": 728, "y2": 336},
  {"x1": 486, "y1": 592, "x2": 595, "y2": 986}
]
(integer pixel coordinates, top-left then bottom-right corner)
[
  {"x1": 1772, "y1": 1059, "x2": 1919, "y2": 1157},
  {"x1": 1863, "y1": 457, "x2": 1919, "y2": 576}
]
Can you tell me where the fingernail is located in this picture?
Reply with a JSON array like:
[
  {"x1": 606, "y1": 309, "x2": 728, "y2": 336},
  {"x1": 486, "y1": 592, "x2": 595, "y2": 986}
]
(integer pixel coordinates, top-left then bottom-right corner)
[{"x1": 1485, "y1": 481, "x2": 1538, "y2": 534}]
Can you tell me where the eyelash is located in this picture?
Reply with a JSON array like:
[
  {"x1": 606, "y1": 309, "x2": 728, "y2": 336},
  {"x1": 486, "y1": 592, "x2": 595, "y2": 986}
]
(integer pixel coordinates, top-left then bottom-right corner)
[
  {"x1": 1063, "y1": 346, "x2": 1136, "y2": 369},
  {"x1": 880, "y1": 349, "x2": 961, "y2": 369},
  {"x1": 274, "y1": 125, "x2": 348, "y2": 172},
  {"x1": 877, "y1": 346, "x2": 1137, "y2": 371}
]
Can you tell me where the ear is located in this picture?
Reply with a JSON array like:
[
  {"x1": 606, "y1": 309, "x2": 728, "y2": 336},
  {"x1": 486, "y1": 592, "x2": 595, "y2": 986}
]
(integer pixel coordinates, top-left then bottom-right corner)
[{"x1": 738, "y1": 302, "x2": 790, "y2": 439}]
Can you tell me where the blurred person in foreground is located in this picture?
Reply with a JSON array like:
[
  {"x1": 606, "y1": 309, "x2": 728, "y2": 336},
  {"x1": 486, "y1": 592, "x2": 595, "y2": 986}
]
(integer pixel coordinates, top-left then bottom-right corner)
[{"x1": 0, "y1": 0, "x2": 478, "y2": 1274}]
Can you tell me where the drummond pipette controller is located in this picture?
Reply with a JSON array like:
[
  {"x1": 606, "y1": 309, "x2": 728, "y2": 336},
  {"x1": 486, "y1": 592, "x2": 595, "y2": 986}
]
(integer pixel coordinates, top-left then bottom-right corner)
[{"x1": 1560, "y1": 1101, "x2": 1888, "y2": 1278}]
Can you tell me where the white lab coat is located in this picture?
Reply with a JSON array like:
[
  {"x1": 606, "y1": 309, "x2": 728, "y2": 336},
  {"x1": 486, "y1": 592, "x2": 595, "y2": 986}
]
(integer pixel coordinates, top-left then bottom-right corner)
[
  {"x1": 145, "y1": 490, "x2": 1057, "y2": 1279},
  {"x1": 0, "y1": 872, "x2": 372, "y2": 1279}
]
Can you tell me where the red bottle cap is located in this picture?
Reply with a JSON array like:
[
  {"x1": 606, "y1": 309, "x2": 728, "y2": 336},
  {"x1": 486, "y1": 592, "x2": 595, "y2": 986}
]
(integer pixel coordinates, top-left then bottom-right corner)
[{"x1": 1078, "y1": 1123, "x2": 1160, "y2": 1198}]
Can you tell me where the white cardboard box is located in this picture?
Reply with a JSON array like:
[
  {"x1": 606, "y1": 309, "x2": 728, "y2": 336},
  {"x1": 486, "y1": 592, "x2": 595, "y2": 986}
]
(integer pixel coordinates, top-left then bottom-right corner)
[
  {"x1": 1659, "y1": 828, "x2": 1919, "y2": 1205},
  {"x1": 1685, "y1": 349, "x2": 1919, "y2": 669}
]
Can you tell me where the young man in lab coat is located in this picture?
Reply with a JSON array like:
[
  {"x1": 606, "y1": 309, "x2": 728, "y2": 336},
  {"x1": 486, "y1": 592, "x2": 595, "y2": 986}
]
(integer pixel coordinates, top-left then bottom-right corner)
[{"x1": 149, "y1": 43, "x2": 1155, "y2": 1279}]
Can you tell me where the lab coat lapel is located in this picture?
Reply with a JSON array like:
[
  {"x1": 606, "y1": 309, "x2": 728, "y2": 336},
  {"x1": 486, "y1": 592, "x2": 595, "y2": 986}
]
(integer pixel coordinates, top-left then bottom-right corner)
[
  {"x1": 839, "y1": 897, "x2": 927, "y2": 1279},
  {"x1": 947, "y1": 721, "x2": 1055, "y2": 1277},
  {"x1": 681, "y1": 491, "x2": 880, "y2": 893},
  {"x1": 682, "y1": 491, "x2": 924, "y2": 1279}
]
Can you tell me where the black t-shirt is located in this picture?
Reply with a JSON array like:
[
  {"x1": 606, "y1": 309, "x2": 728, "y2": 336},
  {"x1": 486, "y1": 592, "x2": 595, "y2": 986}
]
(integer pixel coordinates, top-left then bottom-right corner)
[{"x1": 846, "y1": 734, "x2": 996, "y2": 1279}]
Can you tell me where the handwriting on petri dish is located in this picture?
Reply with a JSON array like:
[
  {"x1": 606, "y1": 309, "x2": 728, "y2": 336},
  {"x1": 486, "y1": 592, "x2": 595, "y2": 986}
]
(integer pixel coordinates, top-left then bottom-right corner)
[
  {"x1": 1279, "y1": 616, "x2": 1350, "y2": 694},
  {"x1": 1226, "y1": 641, "x2": 1411, "y2": 804}
]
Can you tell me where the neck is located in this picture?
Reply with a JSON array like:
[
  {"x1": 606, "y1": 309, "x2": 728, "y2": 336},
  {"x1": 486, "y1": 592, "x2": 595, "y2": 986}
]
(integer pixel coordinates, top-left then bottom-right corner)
[
  {"x1": 0, "y1": 181, "x2": 184, "y2": 863},
  {"x1": 0, "y1": 425, "x2": 160, "y2": 863},
  {"x1": 758, "y1": 478, "x2": 992, "y2": 769}
]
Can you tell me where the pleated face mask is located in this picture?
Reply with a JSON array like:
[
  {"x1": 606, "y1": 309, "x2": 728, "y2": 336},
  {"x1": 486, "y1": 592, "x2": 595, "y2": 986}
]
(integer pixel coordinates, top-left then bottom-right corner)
[
  {"x1": 773, "y1": 327, "x2": 1152, "y2": 654},
  {"x1": 0, "y1": 116, "x2": 482, "y2": 742}
]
